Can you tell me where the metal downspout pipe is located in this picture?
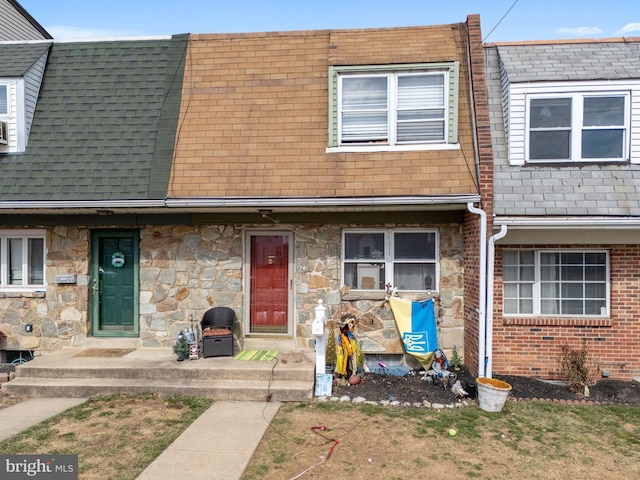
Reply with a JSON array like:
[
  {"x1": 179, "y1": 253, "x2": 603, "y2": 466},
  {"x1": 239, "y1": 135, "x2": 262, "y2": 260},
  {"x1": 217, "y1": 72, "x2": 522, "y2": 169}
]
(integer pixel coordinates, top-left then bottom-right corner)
[
  {"x1": 467, "y1": 202, "x2": 487, "y2": 378},
  {"x1": 485, "y1": 225, "x2": 508, "y2": 378}
]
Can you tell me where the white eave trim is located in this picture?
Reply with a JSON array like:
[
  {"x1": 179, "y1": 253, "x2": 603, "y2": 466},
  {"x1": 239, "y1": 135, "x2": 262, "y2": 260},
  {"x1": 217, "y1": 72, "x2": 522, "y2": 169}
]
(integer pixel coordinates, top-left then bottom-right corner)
[
  {"x1": 0, "y1": 195, "x2": 481, "y2": 213},
  {"x1": 165, "y1": 195, "x2": 481, "y2": 209},
  {"x1": 495, "y1": 216, "x2": 640, "y2": 229}
]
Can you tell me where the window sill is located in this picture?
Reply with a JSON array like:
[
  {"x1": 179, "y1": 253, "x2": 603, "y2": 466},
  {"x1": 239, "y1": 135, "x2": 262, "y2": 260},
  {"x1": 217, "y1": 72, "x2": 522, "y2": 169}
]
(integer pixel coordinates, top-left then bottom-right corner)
[
  {"x1": 503, "y1": 317, "x2": 613, "y2": 327},
  {"x1": 522, "y1": 159, "x2": 628, "y2": 167},
  {"x1": 342, "y1": 291, "x2": 388, "y2": 301},
  {"x1": 0, "y1": 290, "x2": 46, "y2": 298},
  {"x1": 327, "y1": 143, "x2": 460, "y2": 154},
  {"x1": 342, "y1": 291, "x2": 437, "y2": 302}
]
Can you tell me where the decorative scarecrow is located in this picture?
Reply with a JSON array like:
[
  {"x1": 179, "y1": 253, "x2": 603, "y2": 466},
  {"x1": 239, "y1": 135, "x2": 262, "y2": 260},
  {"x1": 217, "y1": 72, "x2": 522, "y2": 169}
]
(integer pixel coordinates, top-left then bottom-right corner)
[{"x1": 334, "y1": 314, "x2": 360, "y2": 377}]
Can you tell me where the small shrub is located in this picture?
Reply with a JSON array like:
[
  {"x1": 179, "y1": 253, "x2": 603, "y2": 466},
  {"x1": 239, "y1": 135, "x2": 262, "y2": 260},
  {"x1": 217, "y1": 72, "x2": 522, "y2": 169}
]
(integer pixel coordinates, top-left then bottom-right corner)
[
  {"x1": 451, "y1": 345, "x2": 462, "y2": 369},
  {"x1": 559, "y1": 343, "x2": 598, "y2": 395}
]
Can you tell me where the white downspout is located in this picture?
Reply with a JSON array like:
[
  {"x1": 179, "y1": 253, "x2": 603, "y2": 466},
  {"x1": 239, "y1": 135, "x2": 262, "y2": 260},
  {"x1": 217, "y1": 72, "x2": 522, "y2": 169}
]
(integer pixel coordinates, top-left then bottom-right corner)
[
  {"x1": 486, "y1": 225, "x2": 508, "y2": 378},
  {"x1": 467, "y1": 202, "x2": 487, "y2": 378}
]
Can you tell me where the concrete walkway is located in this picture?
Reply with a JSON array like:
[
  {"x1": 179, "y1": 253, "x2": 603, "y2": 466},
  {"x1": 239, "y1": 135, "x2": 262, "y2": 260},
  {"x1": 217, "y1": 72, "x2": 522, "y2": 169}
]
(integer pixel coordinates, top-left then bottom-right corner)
[
  {"x1": 0, "y1": 397, "x2": 280, "y2": 480},
  {"x1": 136, "y1": 400, "x2": 281, "y2": 480},
  {"x1": 0, "y1": 397, "x2": 87, "y2": 442}
]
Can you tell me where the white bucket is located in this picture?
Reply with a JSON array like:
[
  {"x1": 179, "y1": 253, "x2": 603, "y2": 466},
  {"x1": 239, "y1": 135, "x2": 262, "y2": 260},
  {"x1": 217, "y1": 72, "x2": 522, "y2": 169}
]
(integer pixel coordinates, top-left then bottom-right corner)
[{"x1": 476, "y1": 377, "x2": 512, "y2": 412}]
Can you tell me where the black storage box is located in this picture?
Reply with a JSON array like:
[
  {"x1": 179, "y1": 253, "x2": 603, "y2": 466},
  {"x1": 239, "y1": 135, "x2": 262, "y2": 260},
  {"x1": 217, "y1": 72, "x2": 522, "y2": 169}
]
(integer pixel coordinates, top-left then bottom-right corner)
[{"x1": 202, "y1": 334, "x2": 233, "y2": 358}]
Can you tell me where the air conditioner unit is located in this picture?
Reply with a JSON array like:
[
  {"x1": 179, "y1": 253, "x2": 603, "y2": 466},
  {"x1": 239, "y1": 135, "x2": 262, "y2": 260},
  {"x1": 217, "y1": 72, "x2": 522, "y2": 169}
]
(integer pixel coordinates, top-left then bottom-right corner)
[{"x1": 0, "y1": 121, "x2": 8, "y2": 144}]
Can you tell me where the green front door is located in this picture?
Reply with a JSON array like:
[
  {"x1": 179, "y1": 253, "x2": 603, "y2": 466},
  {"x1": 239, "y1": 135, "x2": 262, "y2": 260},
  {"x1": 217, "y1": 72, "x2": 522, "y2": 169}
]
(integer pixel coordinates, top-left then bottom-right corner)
[{"x1": 91, "y1": 230, "x2": 139, "y2": 337}]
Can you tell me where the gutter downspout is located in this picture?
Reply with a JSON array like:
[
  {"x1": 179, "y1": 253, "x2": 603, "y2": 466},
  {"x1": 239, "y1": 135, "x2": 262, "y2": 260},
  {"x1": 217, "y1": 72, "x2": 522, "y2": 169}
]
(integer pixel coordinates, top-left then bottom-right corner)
[
  {"x1": 467, "y1": 202, "x2": 487, "y2": 378},
  {"x1": 486, "y1": 225, "x2": 508, "y2": 378}
]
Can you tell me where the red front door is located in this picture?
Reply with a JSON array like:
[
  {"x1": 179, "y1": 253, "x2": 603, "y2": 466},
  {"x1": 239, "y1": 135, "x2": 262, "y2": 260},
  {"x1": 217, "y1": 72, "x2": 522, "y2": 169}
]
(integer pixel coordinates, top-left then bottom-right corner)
[{"x1": 249, "y1": 234, "x2": 290, "y2": 334}]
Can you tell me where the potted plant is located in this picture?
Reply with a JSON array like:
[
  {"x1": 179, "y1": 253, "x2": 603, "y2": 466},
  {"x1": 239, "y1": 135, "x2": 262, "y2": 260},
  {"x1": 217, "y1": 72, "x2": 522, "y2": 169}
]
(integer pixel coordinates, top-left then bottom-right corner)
[{"x1": 173, "y1": 332, "x2": 189, "y2": 361}]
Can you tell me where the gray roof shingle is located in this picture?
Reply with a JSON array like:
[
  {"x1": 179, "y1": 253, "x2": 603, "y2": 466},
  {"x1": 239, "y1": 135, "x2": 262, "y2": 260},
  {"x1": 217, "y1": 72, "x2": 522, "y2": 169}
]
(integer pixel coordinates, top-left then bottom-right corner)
[
  {"x1": 498, "y1": 42, "x2": 640, "y2": 83},
  {"x1": 0, "y1": 34, "x2": 187, "y2": 201},
  {"x1": 0, "y1": 42, "x2": 51, "y2": 76}
]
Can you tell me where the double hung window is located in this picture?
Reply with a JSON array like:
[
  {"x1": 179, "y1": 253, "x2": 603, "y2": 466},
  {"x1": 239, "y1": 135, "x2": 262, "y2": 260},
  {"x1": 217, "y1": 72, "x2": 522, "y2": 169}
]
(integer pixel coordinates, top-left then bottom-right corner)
[
  {"x1": 342, "y1": 229, "x2": 437, "y2": 291},
  {"x1": 0, "y1": 231, "x2": 46, "y2": 290},
  {"x1": 340, "y1": 72, "x2": 446, "y2": 145},
  {"x1": 503, "y1": 250, "x2": 608, "y2": 316},
  {"x1": 528, "y1": 93, "x2": 628, "y2": 162},
  {"x1": 328, "y1": 63, "x2": 459, "y2": 150}
]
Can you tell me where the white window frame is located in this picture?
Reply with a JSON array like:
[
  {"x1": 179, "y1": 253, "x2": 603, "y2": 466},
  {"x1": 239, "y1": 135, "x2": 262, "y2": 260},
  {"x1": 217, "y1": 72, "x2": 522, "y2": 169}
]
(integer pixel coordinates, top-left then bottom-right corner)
[
  {"x1": 327, "y1": 63, "x2": 460, "y2": 153},
  {"x1": 0, "y1": 230, "x2": 47, "y2": 292},
  {"x1": 342, "y1": 228, "x2": 439, "y2": 292},
  {"x1": 525, "y1": 92, "x2": 629, "y2": 163},
  {"x1": 503, "y1": 249, "x2": 609, "y2": 317},
  {"x1": 0, "y1": 83, "x2": 8, "y2": 116}
]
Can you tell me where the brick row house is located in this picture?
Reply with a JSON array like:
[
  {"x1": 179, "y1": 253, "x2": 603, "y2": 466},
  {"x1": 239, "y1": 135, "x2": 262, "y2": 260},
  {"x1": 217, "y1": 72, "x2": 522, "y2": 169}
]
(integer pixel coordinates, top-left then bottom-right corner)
[
  {"x1": 485, "y1": 39, "x2": 640, "y2": 380},
  {"x1": 1, "y1": 15, "x2": 491, "y2": 371}
]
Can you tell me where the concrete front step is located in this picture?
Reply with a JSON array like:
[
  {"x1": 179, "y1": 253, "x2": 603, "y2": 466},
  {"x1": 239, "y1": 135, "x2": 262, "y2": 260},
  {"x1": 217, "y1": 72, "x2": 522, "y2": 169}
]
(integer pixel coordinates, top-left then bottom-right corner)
[
  {"x1": 2, "y1": 346, "x2": 317, "y2": 402},
  {"x1": 2, "y1": 377, "x2": 313, "y2": 402}
]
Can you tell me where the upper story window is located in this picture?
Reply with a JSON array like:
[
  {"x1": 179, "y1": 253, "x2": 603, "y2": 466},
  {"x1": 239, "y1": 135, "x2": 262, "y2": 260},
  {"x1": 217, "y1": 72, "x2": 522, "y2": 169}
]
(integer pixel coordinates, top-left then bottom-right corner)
[
  {"x1": 0, "y1": 84, "x2": 7, "y2": 115},
  {"x1": 528, "y1": 93, "x2": 629, "y2": 162},
  {"x1": 328, "y1": 63, "x2": 459, "y2": 152},
  {"x1": 342, "y1": 229, "x2": 438, "y2": 292},
  {"x1": 0, "y1": 230, "x2": 46, "y2": 291},
  {"x1": 0, "y1": 85, "x2": 7, "y2": 145},
  {"x1": 503, "y1": 249, "x2": 608, "y2": 317}
]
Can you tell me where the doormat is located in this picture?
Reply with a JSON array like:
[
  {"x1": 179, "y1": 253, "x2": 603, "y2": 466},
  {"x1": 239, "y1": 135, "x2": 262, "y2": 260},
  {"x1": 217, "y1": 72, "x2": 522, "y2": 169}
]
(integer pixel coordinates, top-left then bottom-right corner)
[
  {"x1": 73, "y1": 348, "x2": 134, "y2": 358},
  {"x1": 234, "y1": 350, "x2": 279, "y2": 361}
]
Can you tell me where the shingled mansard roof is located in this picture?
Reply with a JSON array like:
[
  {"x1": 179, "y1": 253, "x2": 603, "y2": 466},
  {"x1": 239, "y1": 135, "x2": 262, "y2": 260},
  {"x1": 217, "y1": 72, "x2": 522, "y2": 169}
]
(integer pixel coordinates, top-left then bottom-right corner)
[
  {"x1": 486, "y1": 40, "x2": 640, "y2": 217},
  {"x1": 0, "y1": 35, "x2": 188, "y2": 202},
  {"x1": 0, "y1": 42, "x2": 50, "y2": 76}
]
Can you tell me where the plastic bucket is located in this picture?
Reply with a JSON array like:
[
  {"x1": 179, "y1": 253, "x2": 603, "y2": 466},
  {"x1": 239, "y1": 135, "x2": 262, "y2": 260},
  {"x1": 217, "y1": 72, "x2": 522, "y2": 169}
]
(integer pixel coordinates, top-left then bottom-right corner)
[{"x1": 476, "y1": 377, "x2": 512, "y2": 412}]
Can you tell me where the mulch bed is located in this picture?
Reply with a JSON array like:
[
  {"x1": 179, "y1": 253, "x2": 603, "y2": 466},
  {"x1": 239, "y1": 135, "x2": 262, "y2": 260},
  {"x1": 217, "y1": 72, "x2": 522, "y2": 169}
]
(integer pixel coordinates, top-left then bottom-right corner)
[{"x1": 332, "y1": 369, "x2": 640, "y2": 406}]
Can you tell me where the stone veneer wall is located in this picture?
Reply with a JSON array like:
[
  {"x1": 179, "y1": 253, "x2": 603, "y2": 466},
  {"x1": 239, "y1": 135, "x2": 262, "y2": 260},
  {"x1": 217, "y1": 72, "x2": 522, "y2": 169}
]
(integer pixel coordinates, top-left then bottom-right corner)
[
  {"x1": 0, "y1": 226, "x2": 90, "y2": 356},
  {"x1": 1, "y1": 223, "x2": 465, "y2": 363},
  {"x1": 293, "y1": 223, "x2": 465, "y2": 363},
  {"x1": 139, "y1": 224, "x2": 244, "y2": 348}
]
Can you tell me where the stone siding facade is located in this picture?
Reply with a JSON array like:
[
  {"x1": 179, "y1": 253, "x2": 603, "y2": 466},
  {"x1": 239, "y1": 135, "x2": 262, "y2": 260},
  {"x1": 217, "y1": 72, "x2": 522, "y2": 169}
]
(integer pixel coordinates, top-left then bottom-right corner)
[{"x1": 1, "y1": 222, "x2": 466, "y2": 365}]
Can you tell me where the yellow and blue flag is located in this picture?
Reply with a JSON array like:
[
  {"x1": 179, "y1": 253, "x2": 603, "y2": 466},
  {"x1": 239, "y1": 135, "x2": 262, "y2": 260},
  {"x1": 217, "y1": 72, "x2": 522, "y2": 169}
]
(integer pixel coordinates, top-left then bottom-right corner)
[{"x1": 388, "y1": 297, "x2": 438, "y2": 369}]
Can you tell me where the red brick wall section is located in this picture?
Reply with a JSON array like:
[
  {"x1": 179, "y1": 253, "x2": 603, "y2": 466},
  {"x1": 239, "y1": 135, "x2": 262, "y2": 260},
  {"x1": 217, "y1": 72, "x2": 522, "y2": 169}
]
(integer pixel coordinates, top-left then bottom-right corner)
[
  {"x1": 463, "y1": 211, "x2": 481, "y2": 377},
  {"x1": 491, "y1": 245, "x2": 640, "y2": 380},
  {"x1": 462, "y1": 14, "x2": 493, "y2": 378}
]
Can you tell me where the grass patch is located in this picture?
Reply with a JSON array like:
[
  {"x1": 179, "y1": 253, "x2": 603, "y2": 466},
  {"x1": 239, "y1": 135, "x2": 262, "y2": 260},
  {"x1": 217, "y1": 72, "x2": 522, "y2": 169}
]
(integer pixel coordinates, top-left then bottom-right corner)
[
  {"x1": 0, "y1": 393, "x2": 212, "y2": 480},
  {"x1": 241, "y1": 400, "x2": 640, "y2": 480}
]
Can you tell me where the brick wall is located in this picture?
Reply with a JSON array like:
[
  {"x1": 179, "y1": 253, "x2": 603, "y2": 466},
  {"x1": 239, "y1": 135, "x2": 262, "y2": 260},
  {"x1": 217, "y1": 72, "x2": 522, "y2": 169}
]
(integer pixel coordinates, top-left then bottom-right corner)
[
  {"x1": 462, "y1": 14, "x2": 492, "y2": 377},
  {"x1": 491, "y1": 245, "x2": 640, "y2": 380}
]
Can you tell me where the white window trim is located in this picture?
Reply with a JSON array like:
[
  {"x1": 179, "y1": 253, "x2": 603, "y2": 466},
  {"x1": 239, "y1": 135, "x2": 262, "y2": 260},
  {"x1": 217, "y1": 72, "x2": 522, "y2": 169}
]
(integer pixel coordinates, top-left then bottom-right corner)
[
  {"x1": 503, "y1": 249, "x2": 610, "y2": 318},
  {"x1": 0, "y1": 79, "x2": 26, "y2": 153},
  {"x1": 507, "y1": 80, "x2": 640, "y2": 165},
  {"x1": 0, "y1": 83, "x2": 8, "y2": 117},
  {"x1": 0, "y1": 229, "x2": 47, "y2": 293},
  {"x1": 328, "y1": 62, "x2": 460, "y2": 153},
  {"x1": 525, "y1": 91, "x2": 630, "y2": 163},
  {"x1": 342, "y1": 228, "x2": 439, "y2": 292}
]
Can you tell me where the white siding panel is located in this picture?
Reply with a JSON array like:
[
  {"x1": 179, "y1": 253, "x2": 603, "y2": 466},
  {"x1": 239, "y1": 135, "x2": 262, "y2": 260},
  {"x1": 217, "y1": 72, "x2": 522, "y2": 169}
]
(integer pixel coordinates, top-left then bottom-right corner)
[
  {"x1": 0, "y1": 0, "x2": 48, "y2": 41},
  {"x1": 631, "y1": 89, "x2": 640, "y2": 164},
  {"x1": 23, "y1": 51, "x2": 48, "y2": 142},
  {"x1": 499, "y1": 58, "x2": 510, "y2": 152}
]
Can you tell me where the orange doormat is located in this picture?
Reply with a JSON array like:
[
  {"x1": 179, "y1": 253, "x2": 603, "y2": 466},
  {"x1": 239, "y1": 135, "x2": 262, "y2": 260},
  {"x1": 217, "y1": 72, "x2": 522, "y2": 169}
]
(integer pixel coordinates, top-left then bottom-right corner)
[{"x1": 73, "y1": 348, "x2": 134, "y2": 358}]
